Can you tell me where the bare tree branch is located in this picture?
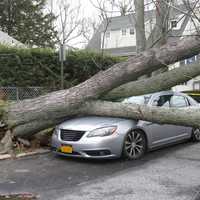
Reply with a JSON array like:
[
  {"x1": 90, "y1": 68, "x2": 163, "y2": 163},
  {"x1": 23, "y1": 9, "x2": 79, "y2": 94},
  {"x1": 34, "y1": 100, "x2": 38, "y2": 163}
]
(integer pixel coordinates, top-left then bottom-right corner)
[{"x1": 55, "y1": 0, "x2": 84, "y2": 47}]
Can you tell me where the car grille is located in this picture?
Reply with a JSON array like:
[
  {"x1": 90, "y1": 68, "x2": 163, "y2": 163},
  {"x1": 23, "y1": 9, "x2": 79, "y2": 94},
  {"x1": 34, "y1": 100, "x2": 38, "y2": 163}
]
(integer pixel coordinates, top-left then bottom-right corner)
[{"x1": 60, "y1": 129, "x2": 85, "y2": 141}]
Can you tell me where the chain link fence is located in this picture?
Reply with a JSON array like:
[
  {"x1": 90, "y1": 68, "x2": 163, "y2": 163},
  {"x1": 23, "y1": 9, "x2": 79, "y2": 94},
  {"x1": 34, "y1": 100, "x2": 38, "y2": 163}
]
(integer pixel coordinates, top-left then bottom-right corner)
[{"x1": 0, "y1": 87, "x2": 51, "y2": 102}]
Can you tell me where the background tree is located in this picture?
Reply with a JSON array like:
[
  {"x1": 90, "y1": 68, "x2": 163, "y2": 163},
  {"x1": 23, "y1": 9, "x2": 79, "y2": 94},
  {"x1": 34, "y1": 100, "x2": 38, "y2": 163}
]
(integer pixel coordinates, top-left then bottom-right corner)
[
  {"x1": 0, "y1": 0, "x2": 57, "y2": 48},
  {"x1": 89, "y1": 0, "x2": 115, "y2": 58},
  {"x1": 82, "y1": 18, "x2": 99, "y2": 45},
  {"x1": 109, "y1": 0, "x2": 134, "y2": 16},
  {"x1": 54, "y1": 0, "x2": 84, "y2": 48},
  {"x1": 134, "y1": 0, "x2": 146, "y2": 53}
]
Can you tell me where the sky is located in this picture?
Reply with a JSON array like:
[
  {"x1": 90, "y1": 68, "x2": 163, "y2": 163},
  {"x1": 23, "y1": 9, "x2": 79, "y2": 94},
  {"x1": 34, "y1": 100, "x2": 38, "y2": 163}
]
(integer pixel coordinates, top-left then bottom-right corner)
[
  {"x1": 46, "y1": 0, "x2": 100, "y2": 48},
  {"x1": 77, "y1": 0, "x2": 98, "y2": 18},
  {"x1": 48, "y1": 0, "x2": 98, "y2": 19}
]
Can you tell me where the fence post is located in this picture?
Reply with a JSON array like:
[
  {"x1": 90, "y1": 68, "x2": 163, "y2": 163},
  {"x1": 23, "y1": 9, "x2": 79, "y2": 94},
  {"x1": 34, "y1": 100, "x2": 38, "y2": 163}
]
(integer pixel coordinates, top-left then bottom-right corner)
[{"x1": 16, "y1": 87, "x2": 20, "y2": 102}]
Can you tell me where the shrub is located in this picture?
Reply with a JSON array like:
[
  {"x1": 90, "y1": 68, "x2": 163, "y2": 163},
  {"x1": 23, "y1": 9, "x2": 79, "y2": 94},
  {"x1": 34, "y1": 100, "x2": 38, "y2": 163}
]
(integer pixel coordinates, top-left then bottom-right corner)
[{"x1": 0, "y1": 45, "x2": 122, "y2": 89}]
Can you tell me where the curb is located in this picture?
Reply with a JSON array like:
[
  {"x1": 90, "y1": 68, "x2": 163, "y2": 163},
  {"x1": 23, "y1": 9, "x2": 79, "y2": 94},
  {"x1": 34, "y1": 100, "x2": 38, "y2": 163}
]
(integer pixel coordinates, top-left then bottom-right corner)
[{"x1": 0, "y1": 149, "x2": 50, "y2": 161}]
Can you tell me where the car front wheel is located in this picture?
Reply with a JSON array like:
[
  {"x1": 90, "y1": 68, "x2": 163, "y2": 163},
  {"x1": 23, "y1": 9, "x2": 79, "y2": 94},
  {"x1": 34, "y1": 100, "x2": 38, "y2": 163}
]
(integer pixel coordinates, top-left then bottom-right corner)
[
  {"x1": 192, "y1": 128, "x2": 200, "y2": 142},
  {"x1": 123, "y1": 130, "x2": 147, "y2": 160}
]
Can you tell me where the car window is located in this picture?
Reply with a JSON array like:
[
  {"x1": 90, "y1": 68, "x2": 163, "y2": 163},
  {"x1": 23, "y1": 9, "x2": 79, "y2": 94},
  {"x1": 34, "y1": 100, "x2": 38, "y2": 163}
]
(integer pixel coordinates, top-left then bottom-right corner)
[
  {"x1": 123, "y1": 95, "x2": 151, "y2": 105},
  {"x1": 187, "y1": 96, "x2": 199, "y2": 106},
  {"x1": 152, "y1": 95, "x2": 172, "y2": 107},
  {"x1": 170, "y1": 95, "x2": 188, "y2": 107}
]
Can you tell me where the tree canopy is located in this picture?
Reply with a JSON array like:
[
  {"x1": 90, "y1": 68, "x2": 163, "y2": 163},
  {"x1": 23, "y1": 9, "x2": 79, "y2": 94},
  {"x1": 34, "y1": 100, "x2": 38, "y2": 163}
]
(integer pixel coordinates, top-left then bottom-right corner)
[{"x1": 0, "y1": 0, "x2": 57, "y2": 48}]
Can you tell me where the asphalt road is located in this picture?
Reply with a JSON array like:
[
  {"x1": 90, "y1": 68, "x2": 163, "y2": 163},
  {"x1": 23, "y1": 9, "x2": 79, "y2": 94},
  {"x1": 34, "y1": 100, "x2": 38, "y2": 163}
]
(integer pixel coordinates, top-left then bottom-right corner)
[{"x1": 0, "y1": 141, "x2": 200, "y2": 200}]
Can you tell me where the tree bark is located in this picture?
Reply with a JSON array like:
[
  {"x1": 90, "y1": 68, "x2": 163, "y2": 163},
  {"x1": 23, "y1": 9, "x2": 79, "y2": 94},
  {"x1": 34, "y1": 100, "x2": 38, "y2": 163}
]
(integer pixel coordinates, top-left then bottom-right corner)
[
  {"x1": 147, "y1": 0, "x2": 171, "y2": 48},
  {"x1": 12, "y1": 98, "x2": 200, "y2": 139},
  {"x1": 82, "y1": 101, "x2": 200, "y2": 128},
  {"x1": 104, "y1": 62, "x2": 200, "y2": 100},
  {"x1": 134, "y1": 0, "x2": 146, "y2": 53}
]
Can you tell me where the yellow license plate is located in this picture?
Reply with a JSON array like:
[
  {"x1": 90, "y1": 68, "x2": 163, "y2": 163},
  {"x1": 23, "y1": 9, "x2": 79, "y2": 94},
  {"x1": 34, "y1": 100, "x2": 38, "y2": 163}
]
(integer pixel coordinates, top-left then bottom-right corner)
[{"x1": 61, "y1": 146, "x2": 73, "y2": 153}]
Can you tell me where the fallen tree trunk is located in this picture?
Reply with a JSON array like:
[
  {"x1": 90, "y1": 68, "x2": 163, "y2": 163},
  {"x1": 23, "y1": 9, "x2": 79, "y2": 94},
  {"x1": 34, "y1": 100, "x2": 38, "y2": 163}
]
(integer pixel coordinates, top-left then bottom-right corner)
[
  {"x1": 10, "y1": 63, "x2": 200, "y2": 138},
  {"x1": 1, "y1": 36, "x2": 200, "y2": 154},
  {"x1": 104, "y1": 62, "x2": 200, "y2": 100},
  {"x1": 4, "y1": 36, "x2": 200, "y2": 128},
  {"x1": 82, "y1": 101, "x2": 200, "y2": 128},
  {"x1": 12, "y1": 100, "x2": 200, "y2": 139}
]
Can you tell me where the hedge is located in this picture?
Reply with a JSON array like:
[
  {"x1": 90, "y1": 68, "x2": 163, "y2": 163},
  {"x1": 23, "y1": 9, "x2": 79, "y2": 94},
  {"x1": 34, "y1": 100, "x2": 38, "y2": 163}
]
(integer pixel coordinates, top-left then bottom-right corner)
[{"x1": 0, "y1": 45, "x2": 123, "y2": 89}]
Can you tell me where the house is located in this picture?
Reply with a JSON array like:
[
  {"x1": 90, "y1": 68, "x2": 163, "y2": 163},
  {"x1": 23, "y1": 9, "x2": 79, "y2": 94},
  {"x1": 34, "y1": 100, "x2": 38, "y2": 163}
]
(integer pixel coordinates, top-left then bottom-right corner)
[
  {"x1": 169, "y1": 1, "x2": 200, "y2": 92},
  {"x1": 87, "y1": 3, "x2": 195, "y2": 56},
  {"x1": 172, "y1": 55, "x2": 200, "y2": 92},
  {"x1": 0, "y1": 30, "x2": 25, "y2": 47},
  {"x1": 87, "y1": 1, "x2": 200, "y2": 92}
]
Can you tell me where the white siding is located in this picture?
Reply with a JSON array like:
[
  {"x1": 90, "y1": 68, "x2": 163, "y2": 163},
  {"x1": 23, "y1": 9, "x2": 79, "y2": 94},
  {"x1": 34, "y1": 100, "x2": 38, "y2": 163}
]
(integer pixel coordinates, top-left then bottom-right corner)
[
  {"x1": 182, "y1": 5, "x2": 200, "y2": 36},
  {"x1": 101, "y1": 28, "x2": 136, "y2": 49},
  {"x1": 172, "y1": 77, "x2": 200, "y2": 92},
  {"x1": 171, "y1": 56, "x2": 200, "y2": 92},
  {"x1": 145, "y1": 0, "x2": 155, "y2": 11},
  {"x1": 182, "y1": 18, "x2": 200, "y2": 36}
]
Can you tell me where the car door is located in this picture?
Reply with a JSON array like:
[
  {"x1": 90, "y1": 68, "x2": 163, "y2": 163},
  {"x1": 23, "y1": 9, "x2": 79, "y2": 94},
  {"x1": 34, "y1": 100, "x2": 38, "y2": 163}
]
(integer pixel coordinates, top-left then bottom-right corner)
[
  {"x1": 142, "y1": 94, "x2": 191, "y2": 148},
  {"x1": 141, "y1": 94, "x2": 176, "y2": 147},
  {"x1": 168, "y1": 95, "x2": 192, "y2": 139}
]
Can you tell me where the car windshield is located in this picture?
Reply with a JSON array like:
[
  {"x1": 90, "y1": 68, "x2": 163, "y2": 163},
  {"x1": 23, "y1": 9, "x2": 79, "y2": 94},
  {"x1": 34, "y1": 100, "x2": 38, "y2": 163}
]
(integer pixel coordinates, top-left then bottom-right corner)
[{"x1": 118, "y1": 95, "x2": 151, "y2": 105}]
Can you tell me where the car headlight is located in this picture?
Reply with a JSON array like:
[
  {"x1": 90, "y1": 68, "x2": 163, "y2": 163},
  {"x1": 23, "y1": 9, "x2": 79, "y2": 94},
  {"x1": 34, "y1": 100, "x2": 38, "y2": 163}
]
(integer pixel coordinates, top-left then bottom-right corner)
[
  {"x1": 53, "y1": 126, "x2": 59, "y2": 137},
  {"x1": 87, "y1": 126, "x2": 117, "y2": 138}
]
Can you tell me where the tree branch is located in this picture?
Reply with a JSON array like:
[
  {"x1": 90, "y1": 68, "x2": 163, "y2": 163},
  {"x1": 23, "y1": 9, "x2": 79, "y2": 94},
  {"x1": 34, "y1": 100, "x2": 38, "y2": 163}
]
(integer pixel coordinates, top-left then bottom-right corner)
[
  {"x1": 81, "y1": 100, "x2": 200, "y2": 128},
  {"x1": 104, "y1": 62, "x2": 200, "y2": 100}
]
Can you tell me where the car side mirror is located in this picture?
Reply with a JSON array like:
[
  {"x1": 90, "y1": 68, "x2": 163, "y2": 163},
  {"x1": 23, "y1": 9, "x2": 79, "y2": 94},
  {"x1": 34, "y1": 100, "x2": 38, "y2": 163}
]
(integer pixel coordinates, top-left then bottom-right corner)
[{"x1": 152, "y1": 99, "x2": 158, "y2": 106}]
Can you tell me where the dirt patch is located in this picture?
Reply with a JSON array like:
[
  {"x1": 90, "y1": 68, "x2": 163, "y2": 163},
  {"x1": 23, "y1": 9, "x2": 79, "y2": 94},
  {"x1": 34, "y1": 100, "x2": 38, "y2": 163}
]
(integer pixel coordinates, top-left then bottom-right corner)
[
  {"x1": 13, "y1": 128, "x2": 53, "y2": 155},
  {"x1": 0, "y1": 193, "x2": 37, "y2": 200},
  {"x1": 0, "y1": 128, "x2": 53, "y2": 157}
]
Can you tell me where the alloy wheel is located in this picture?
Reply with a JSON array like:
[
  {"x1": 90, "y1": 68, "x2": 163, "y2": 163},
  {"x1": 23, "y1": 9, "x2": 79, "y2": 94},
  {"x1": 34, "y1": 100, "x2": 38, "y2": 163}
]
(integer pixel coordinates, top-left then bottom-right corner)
[
  {"x1": 193, "y1": 128, "x2": 200, "y2": 142},
  {"x1": 124, "y1": 130, "x2": 146, "y2": 159}
]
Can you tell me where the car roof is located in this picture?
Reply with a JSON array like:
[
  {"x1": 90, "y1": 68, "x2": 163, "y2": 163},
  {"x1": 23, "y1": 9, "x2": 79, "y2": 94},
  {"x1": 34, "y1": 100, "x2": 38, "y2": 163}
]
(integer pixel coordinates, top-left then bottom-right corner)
[
  {"x1": 151, "y1": 90, "x2": 188, "y2": 97},
  {"x1": 126, "y1": 90, "x2": 192, "y2": 101}
]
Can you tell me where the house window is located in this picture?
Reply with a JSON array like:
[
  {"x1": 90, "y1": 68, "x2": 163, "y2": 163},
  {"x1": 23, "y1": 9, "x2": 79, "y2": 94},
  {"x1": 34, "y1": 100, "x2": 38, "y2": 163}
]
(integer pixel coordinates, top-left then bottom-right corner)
[
  {"x1": 130, "y1": 28, "x2": 135, "y2": 35},
  {"x1": 105, "y1": 32, "x2": 110, "y2": 38},
  {"x1": 122, "y1": 29, "x2": 126, "y2": 36},
  {"x1": 171, "y1": 20, "x2": 178, "y2": 28}
]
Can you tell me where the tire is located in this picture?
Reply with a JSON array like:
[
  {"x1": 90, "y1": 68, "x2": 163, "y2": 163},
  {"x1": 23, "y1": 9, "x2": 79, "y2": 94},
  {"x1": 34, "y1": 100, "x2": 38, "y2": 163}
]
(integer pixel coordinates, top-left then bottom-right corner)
[
  {"x1": 191, "y1": 128, "x2": 200, "y2": 142},
  {"x1": 122, "y1": 130, "x2": 147, "y2": 160}
]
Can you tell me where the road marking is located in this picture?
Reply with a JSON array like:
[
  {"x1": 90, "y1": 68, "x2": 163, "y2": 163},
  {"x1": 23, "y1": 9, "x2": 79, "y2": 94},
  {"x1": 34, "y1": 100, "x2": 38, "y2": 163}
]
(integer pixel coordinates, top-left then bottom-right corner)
[{"x1": 15, "y1": 169, "x2": 30, "y2": 173}]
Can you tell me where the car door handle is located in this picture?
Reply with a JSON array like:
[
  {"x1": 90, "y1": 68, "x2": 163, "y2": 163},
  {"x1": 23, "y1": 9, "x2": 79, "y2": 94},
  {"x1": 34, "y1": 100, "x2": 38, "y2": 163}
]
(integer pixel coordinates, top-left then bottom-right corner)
[{"x1": 145, "y1": 122, "x2": 154, "y2": 126}]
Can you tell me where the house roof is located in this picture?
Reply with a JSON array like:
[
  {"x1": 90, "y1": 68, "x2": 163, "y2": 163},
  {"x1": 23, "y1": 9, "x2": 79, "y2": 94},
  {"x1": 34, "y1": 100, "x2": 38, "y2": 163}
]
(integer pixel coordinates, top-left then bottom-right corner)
[
  {"x1": 105, "y1": 15, "x2": 135, "y2": 31},
  {"x1": 0, "y1": 30, "x2": 25, "y2": 47},
  {"x1": 101, "y1": 10, "x2": 155, "y2": 31}
]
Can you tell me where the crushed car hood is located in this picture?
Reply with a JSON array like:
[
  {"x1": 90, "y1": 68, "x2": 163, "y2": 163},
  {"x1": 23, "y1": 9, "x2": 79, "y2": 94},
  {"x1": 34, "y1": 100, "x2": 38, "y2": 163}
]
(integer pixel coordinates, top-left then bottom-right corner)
[{"x1": 58, "y1": 116, "x2": 128, "y2": 131}]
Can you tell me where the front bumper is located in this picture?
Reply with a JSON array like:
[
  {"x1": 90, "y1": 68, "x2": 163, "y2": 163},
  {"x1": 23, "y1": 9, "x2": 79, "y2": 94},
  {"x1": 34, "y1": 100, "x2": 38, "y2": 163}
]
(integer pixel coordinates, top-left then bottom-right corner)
[{"x1": 51, "y1": 132, "x2": 124, "y2": 159}]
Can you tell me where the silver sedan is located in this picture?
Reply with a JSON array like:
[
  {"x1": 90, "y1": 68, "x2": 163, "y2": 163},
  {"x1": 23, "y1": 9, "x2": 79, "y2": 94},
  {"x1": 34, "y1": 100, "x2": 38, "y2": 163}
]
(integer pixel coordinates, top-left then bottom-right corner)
[{"x1": 51, "y1": 91, "x2": 200, "y2": 160}]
